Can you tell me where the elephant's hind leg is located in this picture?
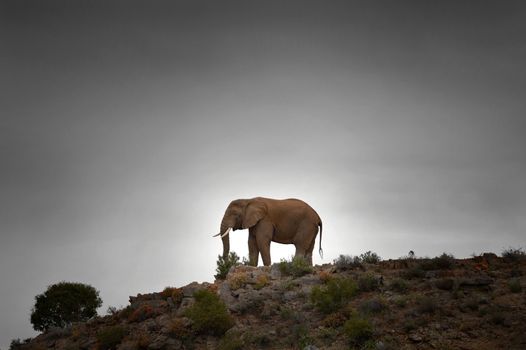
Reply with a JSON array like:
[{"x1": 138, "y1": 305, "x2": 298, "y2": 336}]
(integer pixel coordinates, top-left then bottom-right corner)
[{"x1": 294, "y1": 224, "x2": 318, "y2": 266}]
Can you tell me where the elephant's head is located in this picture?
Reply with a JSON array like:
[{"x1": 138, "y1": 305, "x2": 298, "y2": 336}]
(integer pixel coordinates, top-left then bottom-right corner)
[{"x1": 213, "y1": 198, "x2": 267, "y2": 258}]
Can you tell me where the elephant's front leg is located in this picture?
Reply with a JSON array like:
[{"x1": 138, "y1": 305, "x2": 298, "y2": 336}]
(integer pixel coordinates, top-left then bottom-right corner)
[
  {"x1": 253, "y1": 220, "x2": 273, "y2": 266},
  {"x1": 247, "y1": 232, "x2": 259, "y2": 266}
]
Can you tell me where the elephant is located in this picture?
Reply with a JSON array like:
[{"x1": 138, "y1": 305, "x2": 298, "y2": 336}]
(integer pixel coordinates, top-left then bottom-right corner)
[{"x1": 213, "y1": 197, "x2": 323, "y2": 266}]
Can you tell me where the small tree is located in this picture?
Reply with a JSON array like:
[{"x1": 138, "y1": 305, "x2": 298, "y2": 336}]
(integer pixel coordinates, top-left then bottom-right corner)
[
  {"x1": 215, "y1": 252, "x2": 241, "y2": 279},
  {"x1": 30, "y1": 281, "x2": 102, "y2": 331}
]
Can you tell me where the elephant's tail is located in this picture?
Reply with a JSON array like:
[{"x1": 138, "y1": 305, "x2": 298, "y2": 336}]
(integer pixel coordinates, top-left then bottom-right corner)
[{"x1": 318, "y1": 221, "x2": 323, "y2": 259}]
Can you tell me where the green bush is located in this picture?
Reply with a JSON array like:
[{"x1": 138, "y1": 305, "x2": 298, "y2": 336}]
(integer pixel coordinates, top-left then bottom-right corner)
[
  {"x1": 508, "y1": 278, "x2": 522, "y2": 293},
  {"x1": 161, "y1": 286, "x2": 183, "y2": 304},
  {"x1": 184, "y1": 289, "x2": 234, "y2": 336},
  {"x1": 359, "y1": 298, "x2": 387, "y2": 315},
  {"x1": 389, "y1": 278, "x2": 409, "y2": 293},
  {"x1": 401, "y1": 267, "x2": 425, "y2": 280},
  {"x1": 415, "y1": 296, "x2": 439, "y2": 314},
  {"x1": 435, "y1": 278, "x2": 455, "y2": 291},
  {"x1": 9, "y1": 339, "x2": 24, "y2": 350},
  {"x1": 502, "y1": 247, "x2": 526, "y2": 262},
  {"x1": 420, "y1": 253, "x2": 455, "y2": 270},
  {"x1": 97, "y1": 326, "x2": 127, "y2": 350},
  {"x1": 278, "y1": 256, "x2": 313, "y2": 277},
  {"x1": 359, "y1": 251, "x2": 382, "y2": 264},
  {"x1": 215, "y1": 252, "x2": 241, "y2": 280},
  {"x1": 218, "y1": 331, "x2": 244, "y2": 350},
  {"x1": 334, "y1": 254, "x2": 363, "y2": 270},
  {"x1": 30, "y1": 282, "x2": 102, "y2": 331},
  {"x1": 311, "y1": 277, "x2": 358, "y2": 314},
  {"x1": 357, "y1": 273, "x2": 380, "y2": 292},
  {"x1": 344, "y1": 316, "x2": 373, "y2": 345}
]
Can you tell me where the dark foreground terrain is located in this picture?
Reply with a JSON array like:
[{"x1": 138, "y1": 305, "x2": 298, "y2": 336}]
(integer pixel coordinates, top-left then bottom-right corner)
[{"x1": 14, "y1": 252, "x2": 526, "y2": 350}]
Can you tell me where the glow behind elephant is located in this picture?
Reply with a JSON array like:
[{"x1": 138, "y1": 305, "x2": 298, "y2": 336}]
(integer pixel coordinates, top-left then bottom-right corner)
[{"x1": 213, "y1": 197, "x2": 323, "y2": 266}]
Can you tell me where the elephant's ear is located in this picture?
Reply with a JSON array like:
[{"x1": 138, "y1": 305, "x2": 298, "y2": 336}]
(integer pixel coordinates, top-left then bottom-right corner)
[{"x1": 242, "y1": 201, "x2": 266, "y2": 229}]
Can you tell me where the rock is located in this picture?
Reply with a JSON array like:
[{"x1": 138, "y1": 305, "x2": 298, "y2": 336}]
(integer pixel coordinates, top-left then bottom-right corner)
[
  {"x1": 297, "y1": 275, "x2": 322, "y2": 294},
  {"x1": 435, "y1": 278, "x2": 455, "y2": 290},
  {"x1": 117, "y1": 340, "x2": 139, "y2": 350},
  {"x1": 156, "y1": 314, "x2": 172, "y2": 332},
  {"x1": 303, "y1": 345, "x2": 319, "y2": 350},
  {"x1": 165, "y1": 338, "x2": 182, "y2": 350},
  {"x1": 409, "y1": 333, "x2": 423, "y2": 342},
  {"x1": 206, "y1": 335, "x2": 218, "y2": 349},
  {"x1": 270, "y1": 264, "x2": 282, "y2": 279},
  {"x1": 79, "y1": 337, "x2": 97, "y2": 350},
  {"x1": 148, "y1": 335, "x2": 168, "y2": 350},
  {"x1": 232, "y1": 289, "x2": 264, "y2": 313},
  {"x1": 176, "y1": 297, "x2": 195, "y2": 317},
  {"x1": 375, "y1": 341, "x2": 388, "y2": 350},
  {"x1": 182, "y1": 282, "x2": 208, "y2": 297},
  {"x1": 283, "y1": 291, "x2": 297, "y2": 301},
  {"x1": 167, "y1": 297, "x2": 175, "y2": 308},
  {"x1": 261, "y1": 300, "x2": 278, "y2": 318},
  {"x1": 459, "y1": 276, "x2": 494, "y2": 288},
  {"x1": 139, "y1": 318, "x2": 157, "y2": 332}
]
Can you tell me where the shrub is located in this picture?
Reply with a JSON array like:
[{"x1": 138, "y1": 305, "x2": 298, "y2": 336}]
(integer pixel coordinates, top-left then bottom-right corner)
[
  {"x1": 435, "y1": 278, "x2": 455, "y2": 291},
  {"x1": 486, "y1": 307, "x2": 506, "y2": 325},
  {"x1": 161, "y1": 287, "x2": 183, "y2": 304},
  {"x1": 415, "y1": 296, "x2": 438, "y2": 314},
  {"x1": 169, "y1": 318, "x2": 192, "y2": 339},
  {"x1": 128, "y1": 305, "x2": 158, "y2": 322},
  {"x1": 334, "y1": 254, "x2": 363, "y2": 270},
  {"x1": 401, "y1": 267, "x2": 425, "y2": 280},
  {"x1": 502, "y1": 247, "x2": 526, "y2": 262},
  {"x1": 311, "y1": 277, "x2": 358, "y2": 314},
  {"x1": 389, "y1": 278, "x2": 409, "y2": 293},
  {"x1": 215, "y1": 252, "x2": 241, "y2": 280},
  {"x1": 291, "y1": 324, "x2": 312, "y2": 349},
  {"x1": 254, "y1": 273, "x2": 269, "y2": 290},
  {"x1": 403, "y1": 319, "x2": 417, "y2": 332},
  {"x1": 360, "y1": 251, "x2": 381, "y2": 264},
  {"x1": 279, "y1": 306, "x2": 294, "y2": 320},
  {"x1": 357, "y1": 273, "x2": 380, "y2": 292},
  {"x1": 184, "y1": 289, "x2": 234, "y2": 336},
  {"x1": 134, "y1": 331, "x2": 152, "y2": 349},
  {"x1": 30, "y1": 282, "x2": 102, "y2": 331},
  {"x1": 420, "y1": 253, "x2": 455, "y2": 270},
  {"x1": 460, "y1": 297, "x2": 481, "y2": 312},
  {"x1": 393, "y1": 296, "x2": 408, "y2": 308},
  {"x1": 118, "y1": 306, "x2": 133, "y2": 320},
  {"x1": 278, "y1": 256, "x2": 313, "y2": 277},
  {"x1": 228, "y1": 272, "x2": 248, "y2": 290},
  {"x1": 359, "y1": 298, "x2": 387, "y2": 315},
  {"x1": 218, "y1": 331, "x2": 244, "y2": 350},
  {"x1": 9, "y1": 339, "x2": 34, "y2": 350},
  {"x1": 97, "y1": 326, "x2": 127, "y2": 350},
  {"x1": 344, "y1": 316, "x2": 374, "y2": 345},
  {"x1": 321, "y1": 311, "x2": 349, "y2": 328},
  {"x1": 508, "y1": 279, "x2": 522, "y2": 293},
  {"x1": 318, "y1": 270, "x2": 333, "y2": 283},
  {"x1": 9, "y1": 339, "x2": 23, "y2": 350}
]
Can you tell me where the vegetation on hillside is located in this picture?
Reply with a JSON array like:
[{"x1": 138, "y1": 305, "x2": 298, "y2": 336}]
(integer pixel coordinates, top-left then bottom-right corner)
[
  {"x1": 30, "y1": 282, "x2": 102, "y2": 331},
  {"x1": 10, "y1": 248, "x2": 526, "y2": 350}
]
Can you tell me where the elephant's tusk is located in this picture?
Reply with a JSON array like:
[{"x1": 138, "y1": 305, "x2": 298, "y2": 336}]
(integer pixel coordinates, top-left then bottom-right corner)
[
  {"x1": 221, "y1": 227, "x2": 232, "y2": 238},
  {"x1": 212, "y1": 233, "x2": 221, "y2": 237}
]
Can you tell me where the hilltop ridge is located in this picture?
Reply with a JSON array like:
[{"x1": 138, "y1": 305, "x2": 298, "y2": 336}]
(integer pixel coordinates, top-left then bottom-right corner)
[{"x1": 13, "y1": 252, "x2": 526, "y2": 350}]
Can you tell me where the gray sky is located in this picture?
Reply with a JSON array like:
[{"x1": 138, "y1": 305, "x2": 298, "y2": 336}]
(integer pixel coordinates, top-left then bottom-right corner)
[{"x1": 1, "y1": 0, "x2": 525, "y2": 345}]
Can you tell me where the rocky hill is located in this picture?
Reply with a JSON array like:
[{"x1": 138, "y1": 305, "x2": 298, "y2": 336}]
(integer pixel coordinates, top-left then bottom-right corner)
[{"x1": 15, "y1": 252, "x2": 526, "y2": 350}]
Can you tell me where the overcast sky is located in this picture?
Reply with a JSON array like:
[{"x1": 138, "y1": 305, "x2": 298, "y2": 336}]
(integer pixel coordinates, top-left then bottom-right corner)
[{"x1": 1, "y1": 0, "x2": 525, "y2": 346}]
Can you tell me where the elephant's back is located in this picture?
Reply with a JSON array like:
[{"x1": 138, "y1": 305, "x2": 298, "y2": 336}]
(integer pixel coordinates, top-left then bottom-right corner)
[{"x1": 264, "y1": 198, "x2": 319, "y2": 218}]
